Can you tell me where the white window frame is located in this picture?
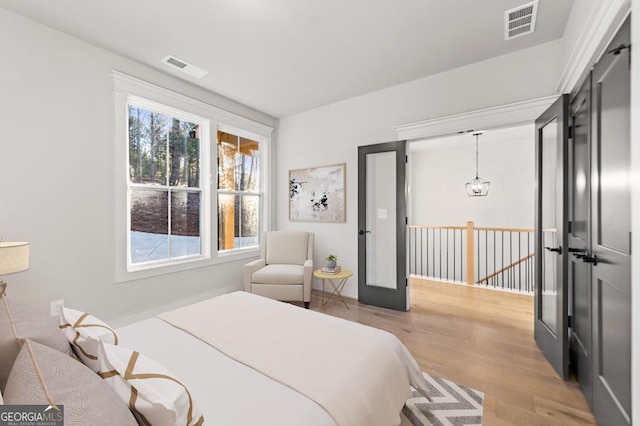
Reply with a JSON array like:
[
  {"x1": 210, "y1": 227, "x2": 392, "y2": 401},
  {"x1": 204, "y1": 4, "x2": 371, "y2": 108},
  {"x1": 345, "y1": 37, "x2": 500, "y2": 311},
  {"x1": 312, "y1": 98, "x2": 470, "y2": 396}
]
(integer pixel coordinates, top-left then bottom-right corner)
[
  {"x1": 216, "y1": 123, "x2": 266, "y2": 256},
  {"x1": 114, "y1": 71, "x2": 273, "y2": 283},
  {"x1": 126, "y1": 97, "x2": 210, "y2": 272}
]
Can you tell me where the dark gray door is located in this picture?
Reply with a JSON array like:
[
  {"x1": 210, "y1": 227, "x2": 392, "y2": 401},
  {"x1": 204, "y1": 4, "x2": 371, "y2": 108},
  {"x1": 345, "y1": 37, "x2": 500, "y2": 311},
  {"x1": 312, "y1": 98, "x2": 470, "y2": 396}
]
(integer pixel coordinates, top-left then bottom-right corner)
[
  {"x1": 590, "y1": 17, "x2": 631, "y2": 426},
  {"x1": 534, "y1": 94, "x2": 569, "y2": 379},
  {"x1": 357, "y1": 141, "x2": 407, "y2": 311},
  {"x1": 568, "y1": 76, "x2": 593, "y2": 405}
]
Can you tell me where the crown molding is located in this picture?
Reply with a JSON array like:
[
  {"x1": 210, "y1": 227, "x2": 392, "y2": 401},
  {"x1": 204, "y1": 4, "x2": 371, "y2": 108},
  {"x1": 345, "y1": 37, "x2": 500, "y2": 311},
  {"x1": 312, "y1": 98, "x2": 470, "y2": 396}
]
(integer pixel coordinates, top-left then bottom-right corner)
[
  {"x1": 556, "y1": 0, "x2": 631, "y2": 93},
  {"x1": 395, "y1": 95, "x2": 557, "y2": 141}
]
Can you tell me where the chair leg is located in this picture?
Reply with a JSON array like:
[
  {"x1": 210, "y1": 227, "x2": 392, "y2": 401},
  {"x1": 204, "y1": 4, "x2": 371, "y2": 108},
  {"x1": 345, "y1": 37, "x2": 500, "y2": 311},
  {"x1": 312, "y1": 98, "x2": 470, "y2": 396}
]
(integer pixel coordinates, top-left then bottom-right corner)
[{"x1": 304, "y1": 302, "x2": 310, "y2": 309}]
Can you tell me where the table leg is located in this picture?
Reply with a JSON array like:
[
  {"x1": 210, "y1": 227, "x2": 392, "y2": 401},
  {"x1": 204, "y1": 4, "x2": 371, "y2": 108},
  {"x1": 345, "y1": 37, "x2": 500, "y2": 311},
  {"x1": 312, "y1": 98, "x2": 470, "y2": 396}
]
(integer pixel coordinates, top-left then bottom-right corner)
[
  {"x1": 324, "y1": 277, "x2": 350, "y2": 309},
  {"x1": 321, "y1": 278, "x2": 326, "y2": 305}
]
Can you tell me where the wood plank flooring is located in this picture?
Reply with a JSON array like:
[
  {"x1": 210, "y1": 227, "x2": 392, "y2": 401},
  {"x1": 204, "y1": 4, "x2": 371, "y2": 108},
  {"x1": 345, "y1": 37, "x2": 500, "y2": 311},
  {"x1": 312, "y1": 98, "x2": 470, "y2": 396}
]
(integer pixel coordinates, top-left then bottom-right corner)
[{"x1": 309, "y1": 278, "x2": 596, "y2": 425}]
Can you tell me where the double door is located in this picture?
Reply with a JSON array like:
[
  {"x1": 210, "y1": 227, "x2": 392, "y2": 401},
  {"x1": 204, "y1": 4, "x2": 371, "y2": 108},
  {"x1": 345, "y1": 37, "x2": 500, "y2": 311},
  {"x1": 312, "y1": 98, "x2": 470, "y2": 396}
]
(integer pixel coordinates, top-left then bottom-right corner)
[{"x1": 535, "y1": 17, "x2": 631, "y2": 426}]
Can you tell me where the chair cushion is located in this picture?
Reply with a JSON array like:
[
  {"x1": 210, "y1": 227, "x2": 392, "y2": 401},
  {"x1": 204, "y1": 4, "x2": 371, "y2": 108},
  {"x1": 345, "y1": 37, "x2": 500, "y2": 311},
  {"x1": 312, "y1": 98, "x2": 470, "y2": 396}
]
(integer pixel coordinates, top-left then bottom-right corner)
[
  {"x1": 265, "y1": 232, "x2": 309, "y2": 265},
  {"x1": 252, "y1": 264, "x2": 304, "y2": 285}
]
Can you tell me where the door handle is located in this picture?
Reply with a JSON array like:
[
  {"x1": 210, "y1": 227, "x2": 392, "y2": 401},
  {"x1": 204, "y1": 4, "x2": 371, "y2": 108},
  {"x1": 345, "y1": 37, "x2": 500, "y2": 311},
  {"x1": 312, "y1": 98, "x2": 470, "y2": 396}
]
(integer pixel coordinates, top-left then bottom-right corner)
[
  {"x1": 568, "y1": 247, "x2": 587, "y2": 258},
  {"x1": 582, "y1": 254, "x2": 598, "y2": 265},
  {"x1": 358, "y1": 230, "x2": 371, "y2": 235},
  {"x1": 545, "y1": 246, "x2": 562, "y2": 254}
]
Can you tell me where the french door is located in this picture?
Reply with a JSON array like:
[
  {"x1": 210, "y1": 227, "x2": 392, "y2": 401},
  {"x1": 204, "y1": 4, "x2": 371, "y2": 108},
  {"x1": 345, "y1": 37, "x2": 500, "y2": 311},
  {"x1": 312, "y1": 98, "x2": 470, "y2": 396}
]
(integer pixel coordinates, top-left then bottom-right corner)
[
  {"x1": 534, "y1": 94, "x2": 569, "y2": 379},
  {"x1": 590, "y1": 17, "x2": 631, "y2": 425},
  {"x1": 534, "y1": 17, "x2": 631, "y2": 424},
  {"x1": 357, "y1": 141, "x2": 407, "y2": 311},
  {"x1": 568, "y1": 75, "x2": 593, "y2": 406}
]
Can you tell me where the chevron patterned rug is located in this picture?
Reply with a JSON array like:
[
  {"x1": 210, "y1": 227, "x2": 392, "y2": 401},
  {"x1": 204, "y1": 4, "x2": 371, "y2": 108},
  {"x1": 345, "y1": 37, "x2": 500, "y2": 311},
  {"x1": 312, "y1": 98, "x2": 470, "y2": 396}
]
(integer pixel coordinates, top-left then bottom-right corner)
[{"x1": 402, "y1": 372, "x2": 484, "y2": 426}]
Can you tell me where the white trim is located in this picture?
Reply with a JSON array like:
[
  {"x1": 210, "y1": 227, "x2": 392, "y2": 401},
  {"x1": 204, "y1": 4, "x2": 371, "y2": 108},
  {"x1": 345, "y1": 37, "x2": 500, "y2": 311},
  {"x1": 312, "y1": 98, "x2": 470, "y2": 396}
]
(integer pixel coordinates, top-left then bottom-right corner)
[
  {"x1": 113, "y1": 72, "x2": 267, "y2": 283},
  {"x1": 555, "y1": 0, "x2": 631, "y2": 93},
  {"x1": 395, "y1": 95, "x2": 557, "y2": 141},
  {"x1": 113, "y1": 70, "x2": 274, "y2": 138},
  {"x1": 211, "y1": 123, "x2": 271, "y2": 255}
]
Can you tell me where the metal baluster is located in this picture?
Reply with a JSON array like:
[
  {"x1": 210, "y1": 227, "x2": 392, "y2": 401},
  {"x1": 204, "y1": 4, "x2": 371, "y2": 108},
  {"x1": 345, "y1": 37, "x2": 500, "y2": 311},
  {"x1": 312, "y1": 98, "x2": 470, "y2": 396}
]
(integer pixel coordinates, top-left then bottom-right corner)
[
  {"x1": 518, "y1": 232, "x2": 522, "y2": 291},
  {"x1": 476, "y1": 229, "x2": 480, "y2": 285},
  {"x1": 416, "y1": 228, "x2": 420, "y2": 276},
  {"x1": 501, "y1": 231, "x2": 504, "y2": 289},
  {"x1": 453, "y1": 229, "x2": 456, "y2": 282},
  {"x1": 432, "y1": 228, "x2": 435, "y2": 280},
  {"x1": 426, "y1": 228, "x2": 429, "y2": 279},
  {"x1": 485, "y1": 230, "x2": 488, "y2": 287}
]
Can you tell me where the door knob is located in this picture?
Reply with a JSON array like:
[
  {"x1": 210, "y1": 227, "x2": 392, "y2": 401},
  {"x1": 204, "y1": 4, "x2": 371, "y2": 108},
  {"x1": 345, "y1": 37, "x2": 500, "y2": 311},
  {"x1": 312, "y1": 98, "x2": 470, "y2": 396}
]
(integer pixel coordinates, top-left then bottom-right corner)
[
  {"x1": 545, "y1": 246, "x2": 562, "y2": 254},
  {"x1": 358, "y1": 230, "x2": 371, "y2": 235},
  {"x1": 582, "y1": 254, "x2": 598, "y2": 265}
]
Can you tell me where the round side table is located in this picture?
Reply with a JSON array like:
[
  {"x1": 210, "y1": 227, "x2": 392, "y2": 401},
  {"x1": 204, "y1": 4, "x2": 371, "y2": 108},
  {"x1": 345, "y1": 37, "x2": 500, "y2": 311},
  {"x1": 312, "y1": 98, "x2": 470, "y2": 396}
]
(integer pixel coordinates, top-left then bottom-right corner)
[{"x1": 313, "y1": 268, "x2": 353, "y2": 309}]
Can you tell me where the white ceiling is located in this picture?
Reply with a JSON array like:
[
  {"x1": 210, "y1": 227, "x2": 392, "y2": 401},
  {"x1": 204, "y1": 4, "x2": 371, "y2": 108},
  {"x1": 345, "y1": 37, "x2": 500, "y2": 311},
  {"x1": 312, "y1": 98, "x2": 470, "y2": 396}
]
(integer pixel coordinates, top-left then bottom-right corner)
[{"x1": 0, "y1": 0, "x2": 574, "y2": 118}]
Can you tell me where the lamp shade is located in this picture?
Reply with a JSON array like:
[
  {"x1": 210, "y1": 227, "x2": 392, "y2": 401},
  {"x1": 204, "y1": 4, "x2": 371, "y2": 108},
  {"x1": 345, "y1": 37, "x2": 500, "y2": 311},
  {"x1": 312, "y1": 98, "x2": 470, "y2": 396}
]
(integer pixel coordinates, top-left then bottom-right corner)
[{"x1": 0, "y1": 242, "x2": 30, "y2": 275}]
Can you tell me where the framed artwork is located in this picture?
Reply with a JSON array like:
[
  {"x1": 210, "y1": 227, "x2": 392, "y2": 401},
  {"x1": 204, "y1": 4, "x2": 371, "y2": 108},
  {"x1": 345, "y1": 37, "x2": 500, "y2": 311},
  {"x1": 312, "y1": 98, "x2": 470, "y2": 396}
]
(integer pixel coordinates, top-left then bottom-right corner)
[{"x1": 289, "y1": 163, "x2": 346, "y2": 222}]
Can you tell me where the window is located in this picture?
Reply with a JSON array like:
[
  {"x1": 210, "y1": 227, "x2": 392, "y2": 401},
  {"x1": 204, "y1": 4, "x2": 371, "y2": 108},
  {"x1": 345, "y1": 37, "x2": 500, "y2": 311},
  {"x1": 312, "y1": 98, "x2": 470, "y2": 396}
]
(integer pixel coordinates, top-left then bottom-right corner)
[
  {"x1": 217, "y1": 130, "x2": 260, "y2": 252},
  {"x1": 127, "y1": 104, "x2": 205, "y2": 267},
  {"x1": 114, "y1": 71, "x2": 273, "y2": 280}
]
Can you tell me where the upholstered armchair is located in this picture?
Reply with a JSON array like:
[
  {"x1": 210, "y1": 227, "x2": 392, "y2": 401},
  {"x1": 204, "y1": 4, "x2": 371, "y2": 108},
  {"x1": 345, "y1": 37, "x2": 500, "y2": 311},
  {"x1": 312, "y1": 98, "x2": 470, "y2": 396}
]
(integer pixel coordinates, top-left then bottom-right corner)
[{"x1": 243, "y1": 231, "x2": 314, "y2": 308}]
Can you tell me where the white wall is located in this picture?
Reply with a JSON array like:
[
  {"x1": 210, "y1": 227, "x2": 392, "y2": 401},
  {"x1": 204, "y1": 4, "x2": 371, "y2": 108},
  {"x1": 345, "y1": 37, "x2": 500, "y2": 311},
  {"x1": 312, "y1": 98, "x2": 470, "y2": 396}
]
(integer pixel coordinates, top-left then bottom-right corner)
[
  {"x1": 410, "y1": 126, "x2": 534, "y2": 229},
  {"x1": 0, "y1": 8, "x2": 276, "y2": 324},
  {"x1": 277, "y1": 41, "x2": 562, "y2": 299}
]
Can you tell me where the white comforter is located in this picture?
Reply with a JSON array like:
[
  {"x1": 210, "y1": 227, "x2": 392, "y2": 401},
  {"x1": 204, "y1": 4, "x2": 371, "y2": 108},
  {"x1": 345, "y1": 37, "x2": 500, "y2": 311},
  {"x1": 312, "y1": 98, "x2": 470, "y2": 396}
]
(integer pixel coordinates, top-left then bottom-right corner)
[{"x1": 157, "y1": 291, "x2": 429, "y2": 426}]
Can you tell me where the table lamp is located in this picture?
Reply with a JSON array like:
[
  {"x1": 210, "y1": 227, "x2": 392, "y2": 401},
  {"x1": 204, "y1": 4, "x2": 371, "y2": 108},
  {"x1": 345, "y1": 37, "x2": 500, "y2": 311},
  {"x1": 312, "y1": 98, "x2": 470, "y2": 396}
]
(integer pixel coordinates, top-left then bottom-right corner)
[{"x1": 0, "y1": 241, "x2": 30, "y2": 297}]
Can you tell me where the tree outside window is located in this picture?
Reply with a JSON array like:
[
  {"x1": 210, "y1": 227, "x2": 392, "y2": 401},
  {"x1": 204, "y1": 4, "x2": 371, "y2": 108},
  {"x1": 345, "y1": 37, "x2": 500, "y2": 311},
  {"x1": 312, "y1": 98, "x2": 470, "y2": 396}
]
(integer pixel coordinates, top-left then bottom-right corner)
[{"x1": 128, "y1": 105, "x2": 202, "y2": 264}]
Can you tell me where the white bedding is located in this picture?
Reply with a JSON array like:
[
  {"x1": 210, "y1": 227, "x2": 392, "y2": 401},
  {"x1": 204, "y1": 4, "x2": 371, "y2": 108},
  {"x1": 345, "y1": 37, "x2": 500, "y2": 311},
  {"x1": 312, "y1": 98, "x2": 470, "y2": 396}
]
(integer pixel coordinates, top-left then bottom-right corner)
[
  {"x1": 117, "y1": 317, "x2": 336, "y2": 426},
  {"x1": 117, "y1": 292, "x2": 428, "y2": 425}
]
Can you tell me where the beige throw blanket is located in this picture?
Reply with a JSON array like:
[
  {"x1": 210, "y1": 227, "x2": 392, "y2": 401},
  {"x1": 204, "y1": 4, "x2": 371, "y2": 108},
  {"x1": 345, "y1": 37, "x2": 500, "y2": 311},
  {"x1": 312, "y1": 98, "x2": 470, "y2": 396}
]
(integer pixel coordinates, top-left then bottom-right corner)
[{"x1": 158, "y1": 291, "x2": 428, "y2": 426}]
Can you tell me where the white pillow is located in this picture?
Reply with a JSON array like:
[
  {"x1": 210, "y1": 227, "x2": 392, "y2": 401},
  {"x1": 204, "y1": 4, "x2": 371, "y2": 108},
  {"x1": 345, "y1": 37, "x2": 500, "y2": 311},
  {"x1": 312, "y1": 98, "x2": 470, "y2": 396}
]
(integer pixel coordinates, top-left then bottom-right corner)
[
  {"x1": 97, "y1": 341, "x2": 204, "y2": 426},
  {"x1": 59, "y1": 307, "x2": 118, "y2": 372}
]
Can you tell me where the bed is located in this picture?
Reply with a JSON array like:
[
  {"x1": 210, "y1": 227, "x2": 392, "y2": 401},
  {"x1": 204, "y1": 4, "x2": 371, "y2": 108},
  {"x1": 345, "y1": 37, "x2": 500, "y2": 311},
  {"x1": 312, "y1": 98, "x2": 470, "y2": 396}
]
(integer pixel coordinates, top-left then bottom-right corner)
[{"x1": 1, "y1": 291, "x2": 429, "y2": 425}]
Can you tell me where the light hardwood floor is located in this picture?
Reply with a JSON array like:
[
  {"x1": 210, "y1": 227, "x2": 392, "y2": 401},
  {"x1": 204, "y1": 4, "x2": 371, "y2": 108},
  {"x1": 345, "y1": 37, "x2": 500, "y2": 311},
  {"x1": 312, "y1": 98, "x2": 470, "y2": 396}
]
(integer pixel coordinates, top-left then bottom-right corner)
[{"x1": 309, "y1": 278, "x2": 596, "y2": 425}]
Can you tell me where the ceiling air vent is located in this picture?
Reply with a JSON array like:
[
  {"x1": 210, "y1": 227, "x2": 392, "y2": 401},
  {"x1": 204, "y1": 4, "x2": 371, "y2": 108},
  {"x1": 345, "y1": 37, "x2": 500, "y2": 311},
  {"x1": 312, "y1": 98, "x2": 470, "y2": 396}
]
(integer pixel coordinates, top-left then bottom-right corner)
[
  {"x1": 504, "y1": 0, "x2": 538, "y2": 40},
  {"x1": 161, "y1": 55, "x2": 208, "y2": 78}
]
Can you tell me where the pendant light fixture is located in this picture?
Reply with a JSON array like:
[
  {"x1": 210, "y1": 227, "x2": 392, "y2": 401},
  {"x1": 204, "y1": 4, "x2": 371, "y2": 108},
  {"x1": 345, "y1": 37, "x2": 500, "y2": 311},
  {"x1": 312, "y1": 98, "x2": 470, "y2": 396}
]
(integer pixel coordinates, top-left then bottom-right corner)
[{"x1": 465, "y1": 131, "x2": 490, "y2": 197}]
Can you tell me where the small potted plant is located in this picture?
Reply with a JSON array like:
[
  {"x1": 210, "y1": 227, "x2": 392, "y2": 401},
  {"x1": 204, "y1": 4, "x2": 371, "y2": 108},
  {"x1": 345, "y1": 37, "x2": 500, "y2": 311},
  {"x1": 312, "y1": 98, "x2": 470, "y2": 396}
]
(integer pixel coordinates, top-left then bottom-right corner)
[{"x1": 325, "y1": 254, "x2": 338, "y2": 269}]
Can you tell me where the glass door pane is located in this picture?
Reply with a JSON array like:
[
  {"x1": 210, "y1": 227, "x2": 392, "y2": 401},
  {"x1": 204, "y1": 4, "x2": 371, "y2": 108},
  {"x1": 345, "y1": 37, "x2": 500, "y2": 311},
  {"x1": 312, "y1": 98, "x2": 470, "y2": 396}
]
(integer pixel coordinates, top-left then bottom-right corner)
[
  {"x1": 365, "y1": 151, "x2": 397, "y2": 288},
  {"x1": 540, "y1": 119, "x2": 559, "y2": 335}
]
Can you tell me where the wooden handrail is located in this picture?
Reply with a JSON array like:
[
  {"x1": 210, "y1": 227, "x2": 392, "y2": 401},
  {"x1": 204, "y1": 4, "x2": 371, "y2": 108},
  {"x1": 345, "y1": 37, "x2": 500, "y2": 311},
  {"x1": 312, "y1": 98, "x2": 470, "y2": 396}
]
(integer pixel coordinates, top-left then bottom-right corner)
[
  {"x1": 474, "y1": 226, "x2": 534, "y2": 233},
  {"x1": 477, "y1": 253, "x2": 535, "y2": 283},
  {"x1": 409, "y1": 225, "x2": 466, "y2": 230},
  {"x1": 410, "y1": 224, "x2": 557, "y2": 234}
]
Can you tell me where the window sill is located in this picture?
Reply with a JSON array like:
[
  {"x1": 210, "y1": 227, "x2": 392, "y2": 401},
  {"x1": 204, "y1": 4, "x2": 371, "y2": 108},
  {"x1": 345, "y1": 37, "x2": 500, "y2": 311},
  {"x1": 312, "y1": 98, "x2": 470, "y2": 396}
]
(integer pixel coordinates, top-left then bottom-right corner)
[{"x1": 115, "y1": 247, "x2": 260, "y2": 284}]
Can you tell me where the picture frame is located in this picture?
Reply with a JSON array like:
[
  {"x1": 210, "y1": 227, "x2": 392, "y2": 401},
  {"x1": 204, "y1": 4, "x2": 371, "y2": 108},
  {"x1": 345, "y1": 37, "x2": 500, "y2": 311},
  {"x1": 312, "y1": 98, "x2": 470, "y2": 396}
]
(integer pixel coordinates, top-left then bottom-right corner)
[{"x1": 289, "y1": 163, "x2": 346, "y2": 222}]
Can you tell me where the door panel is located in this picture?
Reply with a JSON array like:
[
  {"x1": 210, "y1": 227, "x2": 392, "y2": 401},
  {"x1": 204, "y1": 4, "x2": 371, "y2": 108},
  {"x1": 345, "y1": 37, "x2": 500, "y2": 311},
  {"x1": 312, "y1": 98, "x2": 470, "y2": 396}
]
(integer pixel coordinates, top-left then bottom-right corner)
[
  {"x1": 598, "y1": 55, "x2": 631, "y2": 254},
  {"x1": 358, "y1": 141, "x2": 407, "y2": 311},
  {"x1": 591, "y1": 17, "x2": 631, "y2": 425},
  {"x1": 568, "y1": 76, "x2": 592, "y2": 406},
  {"x1": 365, "y1": 151, "x2": 397, "y2": 289},
  {"x1": 534, "y1": 94, "x2": 569, "y2": 379}
]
